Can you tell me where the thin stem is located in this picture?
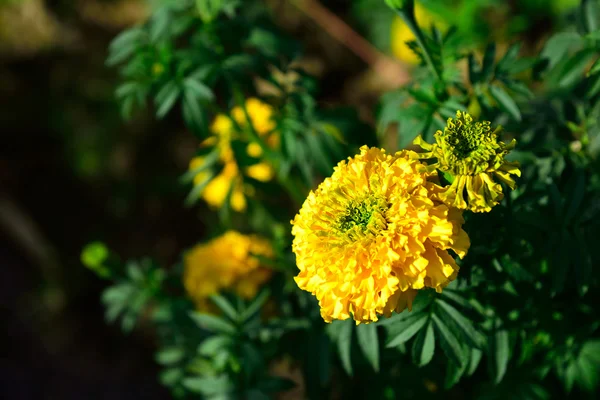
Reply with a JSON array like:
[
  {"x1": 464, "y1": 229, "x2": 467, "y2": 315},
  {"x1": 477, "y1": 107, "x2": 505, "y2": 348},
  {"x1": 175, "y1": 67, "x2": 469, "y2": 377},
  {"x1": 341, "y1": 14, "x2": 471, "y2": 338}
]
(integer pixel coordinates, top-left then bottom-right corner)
[
  {"x1": 392, "y1": 6, "x2": 443, "y2": 83},
  {"x1": 290, "y1": 0, "x2": 410, "y2": 87}
]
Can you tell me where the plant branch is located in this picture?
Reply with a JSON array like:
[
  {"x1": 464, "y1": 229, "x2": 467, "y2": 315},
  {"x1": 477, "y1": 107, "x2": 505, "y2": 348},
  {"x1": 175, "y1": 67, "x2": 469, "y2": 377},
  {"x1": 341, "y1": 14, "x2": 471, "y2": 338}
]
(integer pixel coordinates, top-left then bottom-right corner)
[{"x1": 291, "y1": 0, "x2": 410, "y2": 88}]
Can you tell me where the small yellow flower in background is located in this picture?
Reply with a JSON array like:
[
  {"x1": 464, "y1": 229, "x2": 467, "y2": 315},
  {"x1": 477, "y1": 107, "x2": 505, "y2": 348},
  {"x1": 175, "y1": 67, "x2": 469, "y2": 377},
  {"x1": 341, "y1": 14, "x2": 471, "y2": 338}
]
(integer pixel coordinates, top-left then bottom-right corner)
[
  {"x1": 291, "y1": 146, "x2": 470, "y2": 324},
  {"x1": 413, "y1": 111, "x2": 521, "y2": 213},
  {"x1": 390, "y1": 3, "x2": 446, "y2": 64},
  {"x1": 187, "y1": 97, "x2": 279, "y2": 211},
  {"x1": 184, "y1": 231, "x2": 274, "y2": 311}
]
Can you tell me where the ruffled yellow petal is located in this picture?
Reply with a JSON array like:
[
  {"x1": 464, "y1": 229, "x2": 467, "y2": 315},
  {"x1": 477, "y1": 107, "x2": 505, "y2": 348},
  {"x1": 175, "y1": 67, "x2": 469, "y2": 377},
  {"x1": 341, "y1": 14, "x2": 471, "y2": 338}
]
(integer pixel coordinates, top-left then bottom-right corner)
[
  {"x1": 183, "y1": 231, "x2": 274, "y2": 311},
  {"x1": 291, "y1": 146, "x2": 469, "y2": 324}
]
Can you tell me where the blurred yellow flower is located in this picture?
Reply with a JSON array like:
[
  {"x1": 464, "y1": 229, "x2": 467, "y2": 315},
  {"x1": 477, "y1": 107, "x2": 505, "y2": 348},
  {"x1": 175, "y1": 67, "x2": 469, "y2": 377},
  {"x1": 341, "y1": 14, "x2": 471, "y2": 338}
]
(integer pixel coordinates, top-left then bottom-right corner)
[
  {"x1": 390, "y1": 3, "x2": 445, "y2": 64},
  {"x1": 291, "y1": 146, "x2": 470, "y2": 324},
  {"x1": 184, "y1": 231, "x2": 274, "y2": 311},
  {"x1": 413, "y1": 111, "x2": 521, "y2": 213},
  {"x1": 187, "y1": 98, "x2": 278, "y2": 211}
]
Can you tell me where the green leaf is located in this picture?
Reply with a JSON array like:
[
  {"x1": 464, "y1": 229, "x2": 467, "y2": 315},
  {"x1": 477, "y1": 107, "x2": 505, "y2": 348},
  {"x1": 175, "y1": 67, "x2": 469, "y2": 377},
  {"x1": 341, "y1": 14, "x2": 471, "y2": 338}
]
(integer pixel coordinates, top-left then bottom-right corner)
[
  {"x1": 198, "y1": 336, "x2": 232, "y2": 356},
  {"x1": 488, "y1": 324, "x2": 510, "y2": 384},
  {"x1": 160, "y1": 368, "x2": 183, "y2": 386},
  {"x1": 582, "y1": 0, "x2": 599, "y2": 34},
  {"x1": 540, "y1": 32, "x2": 583, "y2": 69},
  {"x1": 588, "y1": 57, "x2": 600, "y2": 76},
  {"x1": 432, "y1": 313, "x2": 464, "y2": 366},
  {"x1": 436, "y1": 299, "x2": 486, "y2": 349},
  {"x1": 209, "y1": 295, "x2": 238, "y2": 321},
  {"x1": 556, "y1": 49, "x2": 597, "y2": 88},
  {"x1": 189, "y1": 312, "x2": 237, "y2": 335},
  {"x1": 334, "y1": 319, "x2": 353, "y2": 375},
  {"x1": 184, "y1": 78, "x2": 214, "y2": 101},
  {"x1": 155, "y1": 82, "x2": 181, "y2": 118},
  {"x1": 412, "y1": 321, "x2": 435, "y2": 367},
  {"x1": 182, "y1": 375, "x2": 233, "y2": 395},
  {"x1": 155, "y1": 347, "x2": 185, "y2": 365},
  {"x1": 385, "y1": 313, "x2": 428, "y2": 348},
  {"x1": 241, "y1": 289, "x2": 271, "y2": 322},
  {"x1": 496, "y1": 43, "x2": 521, "y2": 73},
  {"x1": 467, "y1": 348, "x2": 483, "y2": 376},
  {"x1": 481, "y1": 42, "x2": 497, "y2": 82},
  {"x1": 445, "y1": 354, "x2": 468, "y2": 389},
  {"x1": 356, "y1": 323, "x2": 380, "y2": 372},
  {"x1": 489, "y1": 84, "x2": 521, "y2": 121}
]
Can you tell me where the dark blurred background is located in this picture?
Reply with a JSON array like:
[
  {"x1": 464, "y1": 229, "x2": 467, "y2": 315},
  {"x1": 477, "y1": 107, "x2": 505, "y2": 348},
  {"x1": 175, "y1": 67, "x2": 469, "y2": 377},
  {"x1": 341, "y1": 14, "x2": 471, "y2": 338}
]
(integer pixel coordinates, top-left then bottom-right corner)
[{"x1": 0, "y1": 0, "x2": 205, "y2": 398}]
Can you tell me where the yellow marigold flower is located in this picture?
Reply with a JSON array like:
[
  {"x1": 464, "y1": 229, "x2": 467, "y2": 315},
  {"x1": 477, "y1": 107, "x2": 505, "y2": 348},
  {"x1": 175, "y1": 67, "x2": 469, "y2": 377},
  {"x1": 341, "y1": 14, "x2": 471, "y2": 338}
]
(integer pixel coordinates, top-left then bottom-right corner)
[
  {"x1": 390, "y1": 3, "x2": 446, "y2": 64},
  {"x1": 184, "y1": 231, "x2": 274, "y2": 311},
  {"x1": 291, "y1": 146, "x2": 470, "y2": 324},
  {"x1": 413, "y1": 111, "x2": 521, "y2": 213},
  {"x1": 188, "y1": 98, "x2": 279, "y2": 211}
]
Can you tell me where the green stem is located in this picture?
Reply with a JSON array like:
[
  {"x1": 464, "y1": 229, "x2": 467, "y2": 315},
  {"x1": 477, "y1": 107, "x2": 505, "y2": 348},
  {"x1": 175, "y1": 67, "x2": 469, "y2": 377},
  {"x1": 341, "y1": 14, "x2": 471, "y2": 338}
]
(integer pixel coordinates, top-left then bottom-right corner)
[{"x1": 391, "y1": 3, "x2": 443, "y2": 83}]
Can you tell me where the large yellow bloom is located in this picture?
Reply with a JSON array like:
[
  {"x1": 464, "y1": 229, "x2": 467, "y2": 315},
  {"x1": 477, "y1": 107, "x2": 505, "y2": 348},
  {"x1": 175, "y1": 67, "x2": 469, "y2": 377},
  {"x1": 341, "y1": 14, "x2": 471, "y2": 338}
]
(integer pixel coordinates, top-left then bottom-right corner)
[
  {"x1": 184, "y1": 231, "x2": 274, "y2": 311},
  {"x1": 391, "y1": 3, "x2": 446, "y2": 64},
  {"x1": 291, "y1": 146, "x2": 470, "y2": 324},
  {"x1": 413, "y1": 111, "x2": 521, "y2": 213},
  {"x1": 188, "y1": 98, "x2": 279, "y2": 212}
]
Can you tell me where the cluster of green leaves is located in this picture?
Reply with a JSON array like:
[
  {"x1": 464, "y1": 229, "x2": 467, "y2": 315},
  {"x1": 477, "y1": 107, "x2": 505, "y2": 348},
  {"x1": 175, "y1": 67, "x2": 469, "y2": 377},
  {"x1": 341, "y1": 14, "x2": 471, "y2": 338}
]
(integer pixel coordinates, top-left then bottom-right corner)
[
  {"x1": 370, "y1": 0, "x2": 600, "y2": 398},
  {"x1": 82, "y1": 238, "x2": 313, "y2": 399},
  {"x1": 107, "y1": 0, "x2": 367, "y2": 215}
]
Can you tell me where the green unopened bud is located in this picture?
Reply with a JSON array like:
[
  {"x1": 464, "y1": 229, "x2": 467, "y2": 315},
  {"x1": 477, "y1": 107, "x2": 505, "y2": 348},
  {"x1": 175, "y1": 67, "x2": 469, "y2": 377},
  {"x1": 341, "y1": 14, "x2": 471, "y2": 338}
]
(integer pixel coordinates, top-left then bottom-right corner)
[{"x1": 81, "y1": 241, "x2": 111, "y2": 278}]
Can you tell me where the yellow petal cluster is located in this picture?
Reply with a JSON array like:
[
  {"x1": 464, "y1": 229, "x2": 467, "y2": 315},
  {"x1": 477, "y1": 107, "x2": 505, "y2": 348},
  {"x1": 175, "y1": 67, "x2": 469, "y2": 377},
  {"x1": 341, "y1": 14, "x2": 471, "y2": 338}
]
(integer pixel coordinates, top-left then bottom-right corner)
[
  {"x1": 413, "y1": 111, "x2": 521, "y2": 213},
  {"x1": 291, "y1": 146, "x2": 470, "y2": 324},
  {"x1": 390, "y1": 3, "x2": 446, "y2": 64},
  {"x1": 188, "y1": 98, "x2": 279, "y2": 212},
  {"x1": 184, "y1": 231, "x2": 274, "y2": 311}
]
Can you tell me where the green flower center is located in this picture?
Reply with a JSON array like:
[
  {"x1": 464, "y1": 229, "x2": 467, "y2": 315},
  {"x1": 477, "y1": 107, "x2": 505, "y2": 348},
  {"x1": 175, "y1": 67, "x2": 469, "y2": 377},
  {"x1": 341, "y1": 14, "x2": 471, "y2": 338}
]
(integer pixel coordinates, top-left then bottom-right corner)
[
  {"x1": 443, "y1": 113, "x2": 491, "y2": 160},
  {"x1": 337, "y1": 195, "x2": 388, "y2": 239},
  {"x1": 436, "y1": 111, "x2": 505, "y2": 175}
]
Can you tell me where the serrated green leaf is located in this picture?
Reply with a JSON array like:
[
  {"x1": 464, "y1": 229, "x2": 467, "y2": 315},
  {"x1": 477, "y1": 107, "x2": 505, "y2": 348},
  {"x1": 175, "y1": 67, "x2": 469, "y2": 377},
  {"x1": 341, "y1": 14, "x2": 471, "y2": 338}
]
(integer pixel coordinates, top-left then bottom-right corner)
[
  {"x1": 489, "y1": 84, "x2": 521, "y2": 121},
  {"x1": 386, "y1": 313, "x2": 428, "y2": 348},
  {"x1": 189, "y1": 312, "x2": 237, "y2": 334},
  {"x1": 412, "y1": 321, "x2": 435, "y2": 367},
  {"x1": 356, "y1": 323, "x2": 379, "y2": 372},
  {"x1": 432, "y1": 313, "x2": 464, "y2": 366},
  {"x1": 436, "y1": 299, "x2": 486, "y2": 349}
]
